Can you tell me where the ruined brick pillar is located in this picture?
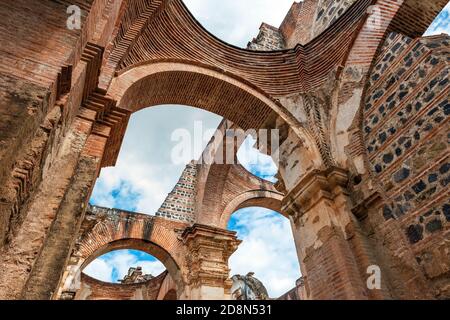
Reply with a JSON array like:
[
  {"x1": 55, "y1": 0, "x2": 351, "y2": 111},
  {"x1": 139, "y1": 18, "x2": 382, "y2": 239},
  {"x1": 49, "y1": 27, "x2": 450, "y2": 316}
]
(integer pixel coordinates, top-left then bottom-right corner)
[
  {"x1": 21, "y1": 128, "x2": 108, "y2": 300},
  {"x1": 181, "y1": 224, "x2": 241, "y2": 300},
  {"x1": 283, "y1": 167, "x2": 372, "y2": 300}
]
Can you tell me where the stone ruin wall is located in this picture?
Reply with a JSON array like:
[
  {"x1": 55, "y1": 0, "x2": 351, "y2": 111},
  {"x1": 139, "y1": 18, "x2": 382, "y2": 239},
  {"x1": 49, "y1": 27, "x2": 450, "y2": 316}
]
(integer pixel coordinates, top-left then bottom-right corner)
[
  {"x1": 362, "y1": 32, "x2": 450, "y2": 298},
  {"x1": 245, "y1": 0, "x2": 450, "y2": 299},
  {"x1": 0, "y1": 0, "x2": 449, "y2": 300}
]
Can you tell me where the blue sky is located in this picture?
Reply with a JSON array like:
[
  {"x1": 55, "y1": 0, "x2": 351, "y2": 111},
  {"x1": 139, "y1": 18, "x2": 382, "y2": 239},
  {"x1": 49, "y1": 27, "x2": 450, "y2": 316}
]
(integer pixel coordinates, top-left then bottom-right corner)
[
  {"x1": 425, "y1": 2, "x2": 450, "y2": 36},
  {"x1": 85, "y1": 0, "x2": 450, "y2": 298}
]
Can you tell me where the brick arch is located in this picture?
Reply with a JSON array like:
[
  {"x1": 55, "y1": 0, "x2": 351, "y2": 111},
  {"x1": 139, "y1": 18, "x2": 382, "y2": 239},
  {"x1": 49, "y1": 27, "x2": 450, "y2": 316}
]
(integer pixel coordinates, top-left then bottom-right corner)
[
  {"x1": 80, "y1": 239, "x2": 180, "y2": 282},
  {"x1": 106, "y1": 0, "x2": 373, "y2": 93},
  {"x1": 196, "y1": 164, "x2": 284, "y2": 227},
  {"x1": 219, "y1": 190, "x2": 285, "y2": 229},
  {"x1": 71, "y1": 210, "x2": 188, "y2": 296},
  {"x1": 108, "y1": 61, "x2": 321, "y2": 157}
]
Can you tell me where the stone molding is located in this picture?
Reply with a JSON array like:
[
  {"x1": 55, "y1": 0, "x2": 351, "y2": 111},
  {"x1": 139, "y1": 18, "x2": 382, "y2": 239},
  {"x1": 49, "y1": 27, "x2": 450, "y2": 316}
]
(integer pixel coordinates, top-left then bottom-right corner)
[
  {"x1": 182, "y1": 224, "x2": 241, "y2": 289},
  {"x1": 282, "y1": 167, "x2": 350, "y2": 218}
]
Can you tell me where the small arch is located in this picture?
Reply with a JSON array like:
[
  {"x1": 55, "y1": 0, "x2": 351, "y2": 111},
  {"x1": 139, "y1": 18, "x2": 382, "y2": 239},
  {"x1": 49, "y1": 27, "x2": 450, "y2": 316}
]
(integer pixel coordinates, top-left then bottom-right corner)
[
  {"x1": 80, "y1": 239, "x2": 184, "y2": 297},
  {"x1": 220, "y1": 190, "x2": 284, "y2": 229}
]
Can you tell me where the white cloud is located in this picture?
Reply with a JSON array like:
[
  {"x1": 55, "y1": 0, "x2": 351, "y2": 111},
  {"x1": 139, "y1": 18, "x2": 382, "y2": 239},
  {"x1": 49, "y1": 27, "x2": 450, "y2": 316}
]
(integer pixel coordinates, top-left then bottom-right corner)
[
  {"x1": 184, "y1": 0, "x2": 295, "y2": 47},
  {"x1": 83, "y1": 259, "x2": 114, "y2": 283},
  {"x1": 84, "y1": 250, "x2": 166, "y2": 283},
  {"x1": 424, "y1": 2, "x2": 450, "y2": 36},
  {"x1": 90, "y1": 106, "x2": 222, "y2": 214},
  {"x1": 237, "y1": 136, "x2": 278, "y2": 182},
  {"x1": 229, "y1": 208, "x2": 301, "y2": 298}
]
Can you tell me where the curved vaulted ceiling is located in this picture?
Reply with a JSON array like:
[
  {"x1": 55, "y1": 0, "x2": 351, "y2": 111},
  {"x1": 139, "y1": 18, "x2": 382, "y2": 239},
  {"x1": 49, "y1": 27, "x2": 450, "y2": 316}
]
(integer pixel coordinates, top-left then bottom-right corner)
[{"x1": 105, "y1": 0, "x2": 374, "y2": 96}]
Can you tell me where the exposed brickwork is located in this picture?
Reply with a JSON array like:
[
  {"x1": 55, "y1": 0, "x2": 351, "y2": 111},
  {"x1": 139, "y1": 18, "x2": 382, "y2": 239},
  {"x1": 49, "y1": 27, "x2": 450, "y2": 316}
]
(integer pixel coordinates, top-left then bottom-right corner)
[
  {"x1": 361, "y1": 32, "x2": 450, "y2": 298},
  {"x1": 279, "y1": 1, "x2": 314, "y2": 47},
  {"x1": 0, "y1": 0, "x2": 449, "y2": 301},
  {"x1": 364, "y1": 33, "x2": 449, "y2": 224},
  {"x1": 110, "y1": 0, "x2": 372, "y2": 95},
  {"x1": 156, "y1": 162, "x2": 198, "y2": 223}
]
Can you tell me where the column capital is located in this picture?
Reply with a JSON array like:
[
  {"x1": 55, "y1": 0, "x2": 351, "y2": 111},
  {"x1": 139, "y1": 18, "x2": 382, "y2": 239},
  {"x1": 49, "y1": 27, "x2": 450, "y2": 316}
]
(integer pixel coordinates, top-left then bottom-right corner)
[
  {"x1": 182, "y1": 224, "x2": 241, "y2": 290},
  {"x1": 282, "y1": 167, "x2": 350, "y2": 217}
]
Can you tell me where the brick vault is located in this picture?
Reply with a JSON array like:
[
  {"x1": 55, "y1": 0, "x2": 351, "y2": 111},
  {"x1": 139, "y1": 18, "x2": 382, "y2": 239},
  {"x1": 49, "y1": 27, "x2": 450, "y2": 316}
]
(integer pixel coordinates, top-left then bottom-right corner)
[{"x1": 0, "y1": 0, "x2": 449, "y2": 300}]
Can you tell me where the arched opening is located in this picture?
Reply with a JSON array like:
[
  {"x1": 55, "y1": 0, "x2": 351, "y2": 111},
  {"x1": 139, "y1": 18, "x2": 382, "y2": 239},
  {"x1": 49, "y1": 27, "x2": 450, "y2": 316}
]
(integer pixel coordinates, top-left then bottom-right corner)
[
  {"x1": 76, "y1": 238, "x2": 182, "y2": 301},
  {"x1": 183, "y1": 0, "x2": 294, "y2": 48},
  {"x1": 237, "y1": 135, "x2": 279, "y2": 183},
  {"x1": 110, "y1": 63, "x2": 301, "y2": 132},
  {"x1": 83, "y1": 250, "x2": 165, "y2": 284},
  {"x1": 80, "y1": 249, "x2": 174, "y2": 301},
  {"x1": 227, "y1": 207, "x2": 301, "y2": 299},
  {"x1": 90, "y1": 105, "x2": 222, "y2": 214},
  {"x1": 108, "y1": 62, "x2": 318, "y2": 154}
]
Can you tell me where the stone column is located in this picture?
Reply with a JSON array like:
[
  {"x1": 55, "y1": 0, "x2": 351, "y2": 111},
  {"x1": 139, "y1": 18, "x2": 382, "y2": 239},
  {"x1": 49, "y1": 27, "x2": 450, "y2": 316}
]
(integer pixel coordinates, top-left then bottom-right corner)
[
  {"x1": 181, "y1": 224, "x2": 241, "y2": 300},
  {"x1": 283, "y1": 167, "x2": 369, "y2": 300}
]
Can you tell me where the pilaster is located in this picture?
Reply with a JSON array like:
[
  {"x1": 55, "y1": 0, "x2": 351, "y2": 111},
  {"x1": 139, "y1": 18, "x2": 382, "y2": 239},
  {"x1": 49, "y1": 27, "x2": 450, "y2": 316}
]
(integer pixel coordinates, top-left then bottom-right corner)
[
  {"x1": 283, "y1": 167, "x2": 371, "y2": 300},
  {"x1": 181, "y1": 224, "x2": 241, "y2": 300}
]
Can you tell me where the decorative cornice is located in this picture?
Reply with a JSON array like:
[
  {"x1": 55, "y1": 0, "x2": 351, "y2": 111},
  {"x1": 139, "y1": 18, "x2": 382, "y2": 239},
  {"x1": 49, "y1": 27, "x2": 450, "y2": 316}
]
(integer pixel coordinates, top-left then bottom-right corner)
[
  {"x1": 282, "y1": 167, "x2": 350, "y2": 217},
  {"x1": 182, "y1": 224, "x2": 241, "y2": 288}
]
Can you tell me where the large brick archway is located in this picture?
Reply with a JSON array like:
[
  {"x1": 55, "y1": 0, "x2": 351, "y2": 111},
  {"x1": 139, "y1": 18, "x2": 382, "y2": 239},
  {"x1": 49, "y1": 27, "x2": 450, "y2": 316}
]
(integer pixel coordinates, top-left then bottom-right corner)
[{"x1": 107, "y1": 61, "x2": 321, "y2": 157}]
